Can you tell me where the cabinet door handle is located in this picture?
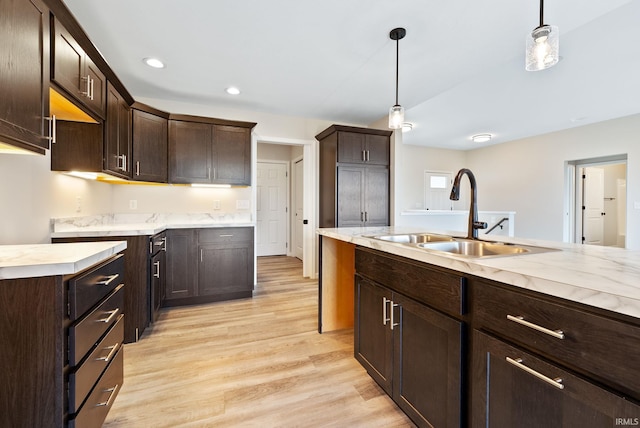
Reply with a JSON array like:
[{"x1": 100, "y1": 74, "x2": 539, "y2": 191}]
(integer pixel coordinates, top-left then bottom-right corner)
[
  {"x1": 364, "y1": 212, "x2": 368, "y2": 222},
  {"x1": 506, "y1": 357, "x2": 564, "y2": 390},
  {"x1": 153, "y1": 261, "x2": 160, "y2": 278},
  {"x1": 90, "y1": 77, "x2": 95, "y2": 100},
  {"x1": 95, "y1": 343, "x2": 119, "y2": 362},
  {"x1": 390, "y1": 301, "x2": 400, "y2": 330},
  {"x1": 207, "y1": 167, "x2": 211, "y2": 180},
  {"x1": 46, "y1": 115, "x2": 57, "y2": 143},
  {"x1": 507, "y1": 315, "x2": 565, "y2": 340},
  {"x1": 360, "y1": 212, "x2": 364, "y2": 222},
  {"x1": 96, "y1": 308, "x2": 119, "y2": 324},
  {"x1": 382, "y1": 297, "x2": 391, "y2": 326},
  {"x1": 136, "y1": 161, "x2": 140, "y2": 176},
  {"x1": 213, "y1": 167, "x2": 216, "y2": 179},
  {"x1": 362, "y1": 150, "x2": 366, "y2": 162},
  {"x1": 95, "y1": 385, "x2": 119, "y2": 407},
  {"x1": 81, "y1": 75, "x2": 90, "y2": 97},
  {"x1": 96, "y1": 273, "x2": 119, "y2": 286},
  {"x1": 123, "y1": 154, "x2": 127, "y2": 172},
  {"x1": 200, "y1": 249, "x2": 203, "y2": 262},
  {"x1": 366, "y1": 150, "x2": 370, "y2": 161},
  {"x1": 162, "y1": 237, "x2": 167, "y2": 251}
]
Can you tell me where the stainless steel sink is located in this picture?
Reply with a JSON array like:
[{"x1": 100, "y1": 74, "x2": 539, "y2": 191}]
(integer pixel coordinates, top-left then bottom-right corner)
[
  {"x1": 417, "y1": 239, "x2": 557, "y2": 258},
  {"x1": 370, "y1": 233, "x2": 455, "y2": 244}
]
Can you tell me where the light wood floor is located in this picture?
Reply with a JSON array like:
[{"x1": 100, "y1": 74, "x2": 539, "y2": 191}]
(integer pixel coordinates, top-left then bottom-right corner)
[{"x1": 104, "y1": 256, "x2": 414, "y2": 427}]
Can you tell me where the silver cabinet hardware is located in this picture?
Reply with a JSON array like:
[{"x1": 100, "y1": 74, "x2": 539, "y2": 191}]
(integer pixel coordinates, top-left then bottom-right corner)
[
  {"x1": 46, "y1": 115, "x2": 56, "y2": 143},
  {"x1": 122, "y1": 154, "x2": 127, "y2": 172},
  {"x1": 364, "y1": 212, "x2": 368, "y2": 222},
  {"x1": 95, "y1": 385, "x2": 119, "y2": 407},
  {"x1": 200, "y1": 249, "x2": 203, "y2": 262},
  {"x1": 136, "y1": 161, "x2": 140, "y2": 176},
  {"x1": 366, "y1": 150, "x2": 370, "y2": 161},
  {"x1": 96, "y1": 308, "x2": 119, "y2": 324},
  {"x1": 360, "y1": 212, "x2": 364, "y2": 222},
  {"x1": 81, "y1": 75, "x2": 90, "y2": 97},
  {"x1": 207, "y1": 167, "x2": 211, "y2": 180},
  {"x1": 390, "y1": 301, "x2": 400, "y2": 330},
  {"x1": 153, "y1": 261, "x2": 160, "y2": 278},
  {"x1": 89, "y1": 77, "x2": 95, "y2": 100},
  {"x1": 362, "y1": 150, "x2": 366, "y2": 162},
  {"x1": 506, "y1": 357, "x2": 564, "y2": 389},
  {"x1": 507, "y1": 315, "x2": 565, "y2": 339},
  {"x1": 162, "y1": 237, "x2": 167, "y2": 251},
  {"x1": 213, "y1": 167, "x2": 216, "y2": 179},
  {"x1": 219, "y1": 234, "x2": 233, "y2": 237},
  {"x1": 383, "y1": 297, "x2": 391, "y2": 325},
  {"x1": 96, "y1": 274, "x2": 119, "y2": 286},
  {"x1": 95, "y1": 343, "x2": 119, "y2": 362}
]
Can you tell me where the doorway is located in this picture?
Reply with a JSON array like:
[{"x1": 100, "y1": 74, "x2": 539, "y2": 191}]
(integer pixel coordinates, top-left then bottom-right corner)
[
  {"x1": 256, "y1": 162, "x2": 288, "y2": 256},
  {"x1": 567, "y1": 156, "x2": 627, "y2": 247}
]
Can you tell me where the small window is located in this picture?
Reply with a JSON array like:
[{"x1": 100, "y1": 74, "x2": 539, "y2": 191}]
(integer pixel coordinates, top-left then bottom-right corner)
[{"x1": 424, "y1": 171, "x2": 453, "y2": 210}]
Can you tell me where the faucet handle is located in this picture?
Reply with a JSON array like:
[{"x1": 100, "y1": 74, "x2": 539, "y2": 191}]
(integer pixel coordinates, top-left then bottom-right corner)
[{"x1": 473, "y1": 221, "x2": 488, "y2": 230}]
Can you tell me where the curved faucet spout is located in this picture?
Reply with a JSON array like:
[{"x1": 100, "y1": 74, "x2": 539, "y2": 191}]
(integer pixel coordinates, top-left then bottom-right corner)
[{"x1": 450, "y1": 168, "x2": 487, "y2": 239}]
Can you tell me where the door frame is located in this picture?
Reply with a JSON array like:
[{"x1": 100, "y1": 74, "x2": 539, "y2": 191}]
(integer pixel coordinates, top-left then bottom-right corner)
[
  {"x1": 251, "y1": 134, "x2": 317, "y2": 278},
  {"x1": 256, "y1": 160, "x2": 290, "y2": 256},
  {"x1": 564, "y1": 154, "x2": 627, "y2": 246},
  {"x1": 292, "y1": 155, "x2": 304, "y2": 260}
]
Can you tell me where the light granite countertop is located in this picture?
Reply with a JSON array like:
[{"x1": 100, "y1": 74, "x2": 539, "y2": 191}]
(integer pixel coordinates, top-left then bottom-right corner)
[
  {"x1": 318, "y1": 226, "x2": 640, "y2": 319},
  {"x1": 0, "y1": 241, "x2": 127, "y2": 280},
  {"x1": 51, "y1": 213, "x2": 255, "y2": 238}
]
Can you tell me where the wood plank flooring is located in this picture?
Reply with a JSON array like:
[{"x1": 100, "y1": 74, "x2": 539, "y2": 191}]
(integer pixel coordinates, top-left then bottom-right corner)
[{"x1": 103, "y1": 256, "x2": 414, "y2": 427}]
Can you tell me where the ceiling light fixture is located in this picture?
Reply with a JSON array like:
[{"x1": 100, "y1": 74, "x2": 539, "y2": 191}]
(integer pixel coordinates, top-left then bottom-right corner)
[
  {"x1": 471, "y1": 134, "x2": 492, "y2": 143},
  {"x1": 401, "y1": 122, "x2": 413, "y2": 133},
  {"x1": 525, "y1": 0, "x2": 559, "y2": 71},
  {"x1": 143, "y1": 57, "x2": 165, "y2": 69},
  {"x1": 388, "y1": 27, "x2": 406, "y2": 130},
  {"x1": 225, "y1": 87, "x2": 241, "y2": 95}
]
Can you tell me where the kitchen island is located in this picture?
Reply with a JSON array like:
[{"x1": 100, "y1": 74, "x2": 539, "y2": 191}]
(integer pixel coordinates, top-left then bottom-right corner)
[
  {"x1": 0, "y1": 241, "x2": 127, "y2": 428},
  {"x1": 318, "y1": 226, "x2": 640, "y2": 427}
]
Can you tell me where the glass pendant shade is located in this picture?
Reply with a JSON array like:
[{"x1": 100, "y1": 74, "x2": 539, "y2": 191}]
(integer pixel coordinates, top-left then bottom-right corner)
[
  {"x1": 389, "y1": 105, "x2": 404, "y2": 129},
  {"x1": 526, "y1": 25, "x2": 559, "y2": 71}
]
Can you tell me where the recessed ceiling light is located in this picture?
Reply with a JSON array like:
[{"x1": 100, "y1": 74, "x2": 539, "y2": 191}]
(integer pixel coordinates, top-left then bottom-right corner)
[
  {"x1": 143, "y1": 57, "x2": 165, "y2": 69},
  {"x1": 225, "y1": 87, "x2": 241, "y2": 95},
  {"x1": 401, "y1": 122, "x2": 413, "y2": 133},
  {"x1": 471, "y1": 134, "x2": 492, "y2": 143}
]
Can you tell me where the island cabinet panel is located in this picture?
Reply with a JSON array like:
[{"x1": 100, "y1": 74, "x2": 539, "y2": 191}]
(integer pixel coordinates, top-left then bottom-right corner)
[
  {"x1": 317, "y1": 124, "x2": 392, "y2": 228},
  {"x1": 354, "y1": 247, "x2": 464, "y2": 428},
  {"x1": 472, "y1": 330, "x2": 640, "y2": 428},
  {"x1": 168, "y1": 117, "x2": 255, "y2": 185},
  {"x1": 131, "y1": 108, "x2": 168, "y2": 182},
  {"x1": 0, "y1": 0, "x2": 50, "y2": 153},
  {"x1": 51, "y1": 16, "x2": 106, "y2": 119}
]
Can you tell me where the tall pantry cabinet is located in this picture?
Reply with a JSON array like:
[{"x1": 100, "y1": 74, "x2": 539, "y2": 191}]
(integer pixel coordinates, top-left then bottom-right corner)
[{"x1": 316, "y1": 125, "x2": 392, "y2": 228}]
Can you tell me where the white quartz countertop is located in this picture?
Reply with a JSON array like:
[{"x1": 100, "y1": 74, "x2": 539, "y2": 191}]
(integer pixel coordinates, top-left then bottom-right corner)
[
  {"x1": 318, "y1": 226, "x2": 640, "y2": 319},
  {"x1": 50, "y1": 213, "x2": 254, "y2": 238},
  {"x1": 0, "y1": 241, "x2": 127, "y2": 280}
]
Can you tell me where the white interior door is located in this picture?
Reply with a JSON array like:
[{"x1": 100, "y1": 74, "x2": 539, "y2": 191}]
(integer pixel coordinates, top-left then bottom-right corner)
[
  {"x1": 256, "y1": 162, "x2": 288, "y2": 256},
  {"x1": 582, "y1": 167, "x2": 605, "y2": 245},
  {"x1": 293, "y1": 158, "x2": 304, "y2": 260}
]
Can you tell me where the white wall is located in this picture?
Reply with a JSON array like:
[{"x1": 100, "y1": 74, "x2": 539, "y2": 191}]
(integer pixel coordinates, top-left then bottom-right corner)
[{"x1": 466, "y1": 113, "x2": 640, "y2": 249}]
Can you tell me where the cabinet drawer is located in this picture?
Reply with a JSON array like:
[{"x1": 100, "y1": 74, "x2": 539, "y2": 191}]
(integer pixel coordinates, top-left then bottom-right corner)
[
  {"x1": 69, "y1": 284, "x2": 124, "y2": 366},
  {"x1": 355, "y1": 247, "x2": 465, "y2": 317},
  {"x1": 473, "y1": 280, "x2": 640, "y2": 401},
  {"x1": 69, "y1": 314, "x2": 124, "y2": 413},
  {"x1": 198, "y1": 227, "x2": 253, "y2": 243},
  {"x1": 70, "y1": 346, "x2": 123, "y2": 428},
  {"x1": 69, "y1": 254, "x2": 124, "y2": 320}
]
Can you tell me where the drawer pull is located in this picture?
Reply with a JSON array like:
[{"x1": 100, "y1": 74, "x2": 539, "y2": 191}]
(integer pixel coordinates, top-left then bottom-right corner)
[
  {"x1": 219, "y1": 234, "x2": 234, "y2": 237},
  {"x1": 97, "y1": 274, "x2": 120, "y2": 287},
  {"x1": 506, "y1": 357, "x2": 564, "y2": 389},
  {"x1": 95, "y1": 343, "x2": 119, "y2": 363},
  {"x1": 507, "y1": 315, "x2": 565, "y2": 339},
  {"x1": 95, "y1": 385, "x2": 119, "y2": 407},
  {"x1": 390, "y1": 302, "x2": 400, "y2": 330},
  {"x1": 96, "y1": 308, "x2": 120, "y2": 324}
]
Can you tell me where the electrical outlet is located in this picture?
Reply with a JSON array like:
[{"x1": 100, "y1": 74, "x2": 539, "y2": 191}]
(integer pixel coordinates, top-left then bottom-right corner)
[
  {"x1": 75, "y1": 196, "x2": 82, "y2": 213},
  {"x1": 236, "y1": 200, "x2": 250, "y2": 210},
  {"x1": 213, "y1": 200, "x2": 221, "y2": 210},
  {"x1": 129, "y1": 200, "x2": 138, "y2": 210}
]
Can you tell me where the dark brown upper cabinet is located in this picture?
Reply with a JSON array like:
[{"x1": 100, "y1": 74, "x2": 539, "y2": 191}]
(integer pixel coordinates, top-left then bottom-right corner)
[
  {"x1": 0, "y1": 0, "x2": 51, "y2": 154},
  {"x1": 104, "y1": 82, "x2": 131, "y2": 178},
  {"x1": 51, "y1": 15, "x2": 106, "y2": 120},
  {"x1": 317, "y1": 124, "x2": 392, "y2": 228},
  {"x1": 131, "y1": 104, "x2": 168, "y2": 183},
  {"x1": 168, "y1": 115, "x2": 255, "y2": 186}
]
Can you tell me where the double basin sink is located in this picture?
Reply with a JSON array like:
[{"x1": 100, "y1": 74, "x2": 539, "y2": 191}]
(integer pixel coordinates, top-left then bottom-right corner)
[{"x1": 369, "y1": 233, "x2": 556, "y2": 258}]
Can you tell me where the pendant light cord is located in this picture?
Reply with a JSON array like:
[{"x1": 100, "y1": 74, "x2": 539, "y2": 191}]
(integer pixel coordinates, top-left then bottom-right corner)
[
  {"x1": 539, "y1": 0, "x2": 544, "y2": 27},
  {"x1": 395, "y1": 37, "x2": 399, "y2": 106}
]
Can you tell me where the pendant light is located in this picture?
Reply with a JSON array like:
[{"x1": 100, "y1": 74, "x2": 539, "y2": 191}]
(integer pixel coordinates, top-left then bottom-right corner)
[
  {"x1": 525, "y1": 0, "x2": 559, "y2": 71},
  {"x1": 389, "y1": 28, "x2": 406, "y2": 129}
]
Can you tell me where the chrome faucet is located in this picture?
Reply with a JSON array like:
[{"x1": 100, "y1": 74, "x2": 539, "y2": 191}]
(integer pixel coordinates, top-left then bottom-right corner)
[{"x1": 450, "y1": 168, "x2": 487, "y2": 239}]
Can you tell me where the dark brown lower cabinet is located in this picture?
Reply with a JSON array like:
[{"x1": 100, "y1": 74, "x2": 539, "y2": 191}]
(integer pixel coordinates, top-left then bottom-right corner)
[
  {"x1": 355, "y1": 275, "x2": 462, "y2": 428},
  {"x1": 472, "y1": 329, "x2": 640, "y2": 428},
  {"x1": 164, "y1": 227, "x2": 254, "y2": 307}
]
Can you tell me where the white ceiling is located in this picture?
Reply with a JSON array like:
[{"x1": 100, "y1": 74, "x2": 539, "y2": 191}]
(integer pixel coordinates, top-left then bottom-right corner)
[{"x1": 62, "y1": 0, "x2": 639, "y2": 150}]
